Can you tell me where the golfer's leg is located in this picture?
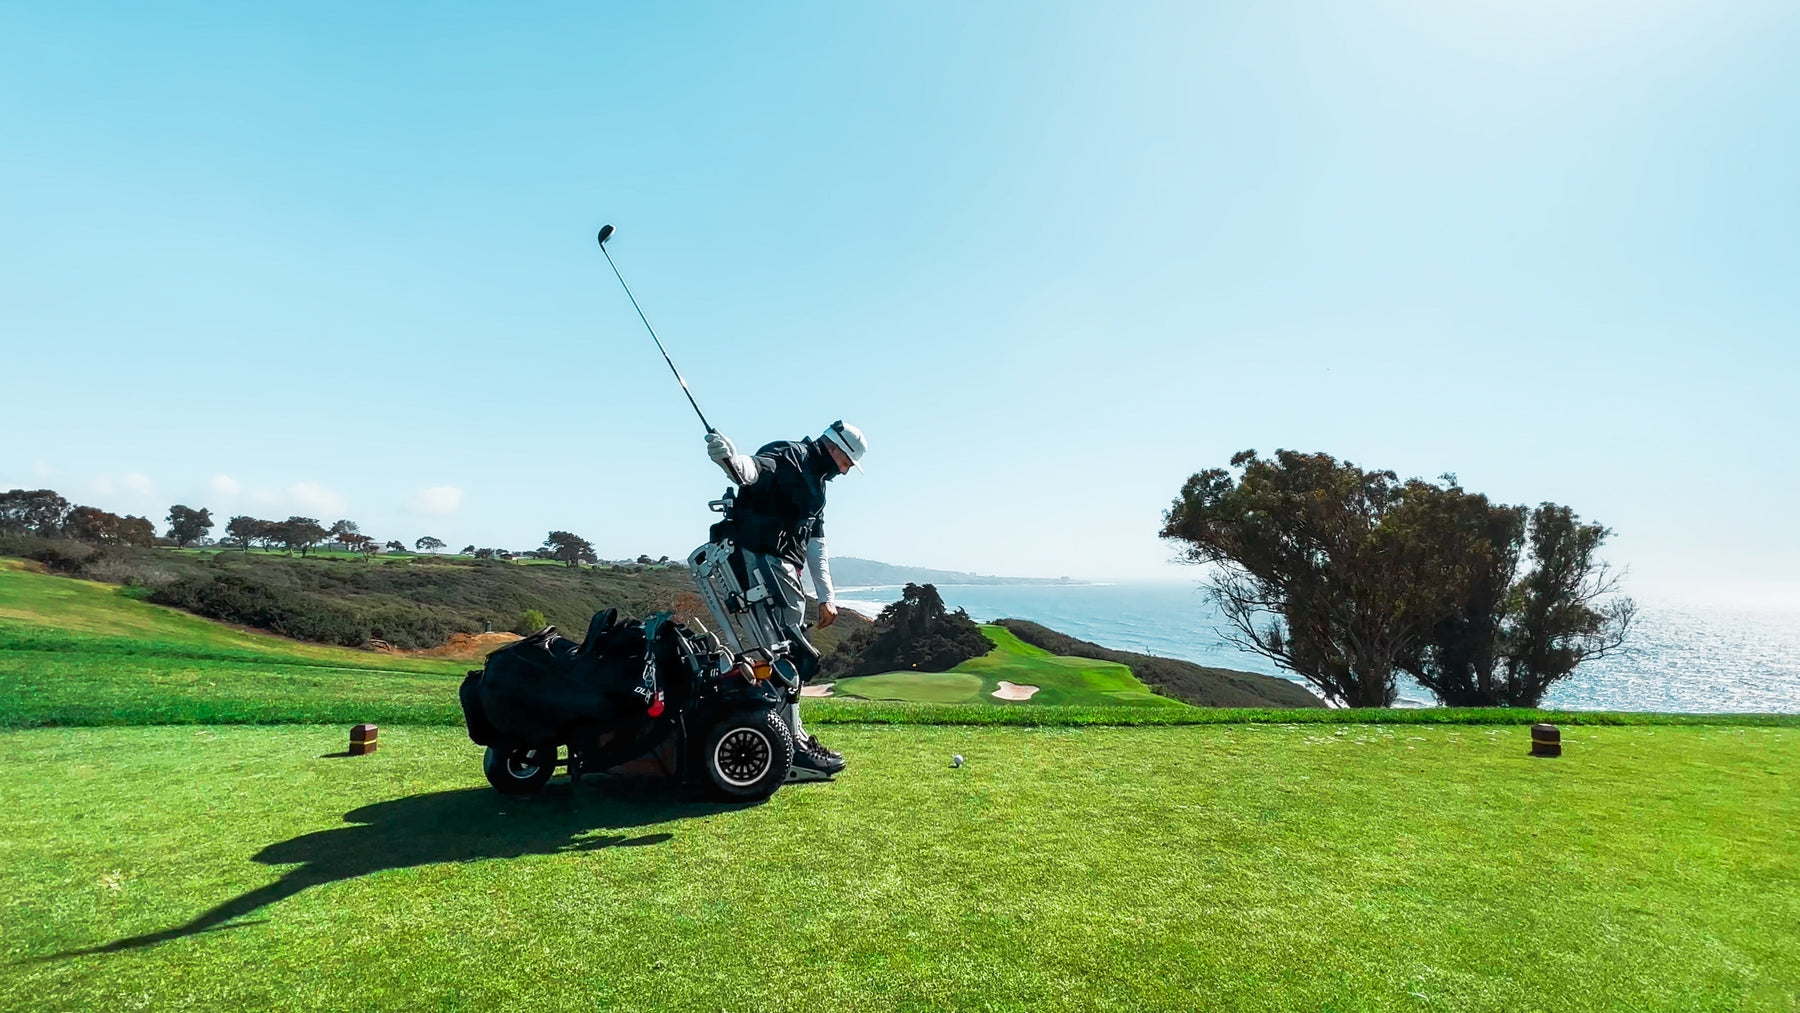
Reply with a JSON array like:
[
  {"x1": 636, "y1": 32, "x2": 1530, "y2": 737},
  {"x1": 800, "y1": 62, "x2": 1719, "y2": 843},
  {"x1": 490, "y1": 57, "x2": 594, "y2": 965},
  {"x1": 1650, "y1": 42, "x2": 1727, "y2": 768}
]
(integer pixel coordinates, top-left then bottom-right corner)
[{"x1": 756, "y1": 554, "x2": 809, "y2": 740}]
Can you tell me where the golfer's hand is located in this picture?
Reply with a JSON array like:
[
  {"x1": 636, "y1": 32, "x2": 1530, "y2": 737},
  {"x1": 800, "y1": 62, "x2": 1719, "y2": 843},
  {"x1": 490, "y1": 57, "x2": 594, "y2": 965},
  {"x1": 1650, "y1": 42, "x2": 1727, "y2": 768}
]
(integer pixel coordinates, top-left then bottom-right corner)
[
  {"x1": 817, "y1": 602, "x2": 840, "y2": 628},
  {"x1": 705, "y1": 432, "x2": 735, "y2": 466}
]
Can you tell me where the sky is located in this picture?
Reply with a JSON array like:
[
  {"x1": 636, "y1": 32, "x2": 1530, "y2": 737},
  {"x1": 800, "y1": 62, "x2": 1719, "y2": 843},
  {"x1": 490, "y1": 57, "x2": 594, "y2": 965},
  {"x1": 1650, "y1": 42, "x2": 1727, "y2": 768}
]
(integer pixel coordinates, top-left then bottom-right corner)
[{"x1": 2, "y1": 2, "x2": 1797, "y2": 605}]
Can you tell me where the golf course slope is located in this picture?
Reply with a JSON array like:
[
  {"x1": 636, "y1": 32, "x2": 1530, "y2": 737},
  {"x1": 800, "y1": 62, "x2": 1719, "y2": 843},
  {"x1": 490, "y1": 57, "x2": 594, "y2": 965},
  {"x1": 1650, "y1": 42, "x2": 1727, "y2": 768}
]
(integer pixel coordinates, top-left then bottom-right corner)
[
  {"x1": 0, "y1": 558, "x2": 469, "y2": 727},
  {"x1": 833, "y1": 624, "x2": 1188, "y2": 707}
]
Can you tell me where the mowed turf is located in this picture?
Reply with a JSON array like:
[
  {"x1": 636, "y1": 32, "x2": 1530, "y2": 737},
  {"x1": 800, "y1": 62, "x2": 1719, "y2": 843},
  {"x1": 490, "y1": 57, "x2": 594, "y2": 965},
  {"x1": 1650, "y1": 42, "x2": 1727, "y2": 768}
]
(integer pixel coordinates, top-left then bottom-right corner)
[
  {"x1": 0, "y1": 560, "x2": 469, "y2": 727},
  {"x1": 2, "y1": 723, "x2": 1796, "y2": 1012},
  {"x1": 836, "y1": 625, "x2": 1185, "y2": 707}
]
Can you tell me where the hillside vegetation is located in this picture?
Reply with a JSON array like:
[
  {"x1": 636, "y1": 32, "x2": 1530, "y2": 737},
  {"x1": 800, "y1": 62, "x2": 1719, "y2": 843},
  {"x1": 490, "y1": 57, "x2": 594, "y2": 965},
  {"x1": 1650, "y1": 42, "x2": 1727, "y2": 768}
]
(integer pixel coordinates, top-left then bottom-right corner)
[
  {"x1": 995, "y1": 618, "x2": 1322, "y2": 708},
  {"x1": 0, "y1": 537, "x2": 868, "y2": 654}
]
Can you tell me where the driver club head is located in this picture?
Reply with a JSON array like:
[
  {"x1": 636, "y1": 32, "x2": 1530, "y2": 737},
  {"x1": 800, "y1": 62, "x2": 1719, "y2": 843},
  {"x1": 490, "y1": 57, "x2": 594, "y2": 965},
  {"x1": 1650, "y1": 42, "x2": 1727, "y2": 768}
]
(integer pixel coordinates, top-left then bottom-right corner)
[{"x1": 597, "y1": 224, "x2": 615, "y2": 246}]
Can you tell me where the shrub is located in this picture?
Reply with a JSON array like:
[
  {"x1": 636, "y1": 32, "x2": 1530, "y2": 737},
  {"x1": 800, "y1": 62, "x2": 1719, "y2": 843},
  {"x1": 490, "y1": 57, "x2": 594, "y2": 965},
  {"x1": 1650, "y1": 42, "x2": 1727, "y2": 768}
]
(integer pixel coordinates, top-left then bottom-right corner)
[{"x1": 515, "y1": 608, "x2": 547, "y2": 635}]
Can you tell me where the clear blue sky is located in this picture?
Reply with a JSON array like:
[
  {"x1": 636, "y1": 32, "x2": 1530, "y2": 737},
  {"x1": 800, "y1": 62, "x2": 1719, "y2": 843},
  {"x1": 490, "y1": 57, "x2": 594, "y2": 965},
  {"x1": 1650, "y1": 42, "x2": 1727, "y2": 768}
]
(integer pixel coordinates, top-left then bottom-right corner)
[{"x1": 3, "y1": 2, "x2": 1796, "y2": 605}]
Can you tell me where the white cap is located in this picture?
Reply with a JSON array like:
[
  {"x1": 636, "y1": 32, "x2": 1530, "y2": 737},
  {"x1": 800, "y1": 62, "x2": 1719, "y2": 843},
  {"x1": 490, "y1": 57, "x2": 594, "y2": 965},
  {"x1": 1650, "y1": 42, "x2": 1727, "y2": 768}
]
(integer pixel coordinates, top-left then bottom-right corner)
[{"x1": 821, "y1": 420, "x2": 868, "y2": 472}]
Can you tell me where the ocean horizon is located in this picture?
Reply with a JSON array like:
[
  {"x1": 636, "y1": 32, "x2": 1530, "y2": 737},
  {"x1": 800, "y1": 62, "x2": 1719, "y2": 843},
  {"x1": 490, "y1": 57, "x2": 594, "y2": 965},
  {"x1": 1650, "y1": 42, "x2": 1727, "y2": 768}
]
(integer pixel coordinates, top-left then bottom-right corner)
[{"x1": 832, "y1": 580, "x2": 1800, "y2": 714}]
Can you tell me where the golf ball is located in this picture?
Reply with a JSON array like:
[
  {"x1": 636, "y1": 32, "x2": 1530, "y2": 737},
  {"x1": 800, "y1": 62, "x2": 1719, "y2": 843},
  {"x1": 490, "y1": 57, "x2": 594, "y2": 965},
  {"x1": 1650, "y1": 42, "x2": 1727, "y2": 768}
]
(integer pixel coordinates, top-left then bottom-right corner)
[{"x1": 951, "y1": 754, "x2": 964, "y2": 767}]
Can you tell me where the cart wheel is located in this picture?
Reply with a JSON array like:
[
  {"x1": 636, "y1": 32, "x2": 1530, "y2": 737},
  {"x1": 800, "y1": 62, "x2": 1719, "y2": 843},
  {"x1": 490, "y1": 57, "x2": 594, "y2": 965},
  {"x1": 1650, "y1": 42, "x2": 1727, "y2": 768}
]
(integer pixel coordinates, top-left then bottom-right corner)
[
  {"x1": 700, "y1": 708, "x2": 793, "y2": 802},
  {"x1": 484, "y1": 744, "x2": 557, "y2": 796}
]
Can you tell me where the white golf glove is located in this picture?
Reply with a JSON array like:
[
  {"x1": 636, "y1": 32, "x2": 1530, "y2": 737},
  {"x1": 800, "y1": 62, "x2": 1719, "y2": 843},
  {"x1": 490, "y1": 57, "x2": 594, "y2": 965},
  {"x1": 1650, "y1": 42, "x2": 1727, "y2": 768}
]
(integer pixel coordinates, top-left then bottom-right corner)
[{"x1": 705, "y1": 432, "x2": 736, "y2": 465}]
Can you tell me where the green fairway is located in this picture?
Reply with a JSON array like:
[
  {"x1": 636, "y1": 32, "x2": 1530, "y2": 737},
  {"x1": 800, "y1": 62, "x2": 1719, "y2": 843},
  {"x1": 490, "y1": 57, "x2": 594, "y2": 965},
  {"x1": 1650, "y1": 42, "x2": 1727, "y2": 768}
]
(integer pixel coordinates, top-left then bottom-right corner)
[
  {"x1": 2, "y1": 723, "x2": 1795, "y2": 1012},
  {"x1": 835, "y1": 624, "x2": 1188, "y2": 707},
  {"x1": 0, "y1": 560, "x2": 468, "y2": 727}
]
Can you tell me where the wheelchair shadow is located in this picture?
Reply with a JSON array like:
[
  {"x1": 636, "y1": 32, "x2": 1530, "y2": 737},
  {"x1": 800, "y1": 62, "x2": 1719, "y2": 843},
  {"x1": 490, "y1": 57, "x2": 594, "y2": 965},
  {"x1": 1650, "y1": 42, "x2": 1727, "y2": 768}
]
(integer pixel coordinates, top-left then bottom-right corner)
[{"x1": 41, "y1": 779, "x2": 738, "y2": 960}]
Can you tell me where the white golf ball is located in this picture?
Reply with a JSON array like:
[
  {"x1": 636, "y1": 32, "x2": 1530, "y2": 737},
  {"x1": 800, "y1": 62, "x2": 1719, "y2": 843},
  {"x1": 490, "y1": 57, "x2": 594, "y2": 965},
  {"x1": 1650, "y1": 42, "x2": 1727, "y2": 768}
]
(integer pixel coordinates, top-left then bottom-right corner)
[{"x1": 951, "y1": 754, "x2": 964, "y2": 767}]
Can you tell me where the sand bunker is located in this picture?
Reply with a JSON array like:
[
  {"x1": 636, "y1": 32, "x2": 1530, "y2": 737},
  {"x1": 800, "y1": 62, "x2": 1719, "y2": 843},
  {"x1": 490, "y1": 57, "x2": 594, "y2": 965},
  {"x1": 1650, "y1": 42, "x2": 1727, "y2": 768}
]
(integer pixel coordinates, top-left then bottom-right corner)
[
  {"x1": 991, "y1": 681, "x2": 1039, "y2": 701},
  {"x1": 801, "y1": 682, "x2": 835, "y2": 698},
  {"x1": 373, "y1": 631, "x2": 522, "y2": 659}
]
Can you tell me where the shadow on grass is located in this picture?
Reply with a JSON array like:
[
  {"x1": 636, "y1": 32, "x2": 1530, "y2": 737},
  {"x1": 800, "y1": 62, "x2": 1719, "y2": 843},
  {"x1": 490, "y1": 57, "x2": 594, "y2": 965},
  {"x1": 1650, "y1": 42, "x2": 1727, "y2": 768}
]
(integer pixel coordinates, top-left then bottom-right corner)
[{"x1": 42, "y1": 779, "x2": 736, "y2": 959}]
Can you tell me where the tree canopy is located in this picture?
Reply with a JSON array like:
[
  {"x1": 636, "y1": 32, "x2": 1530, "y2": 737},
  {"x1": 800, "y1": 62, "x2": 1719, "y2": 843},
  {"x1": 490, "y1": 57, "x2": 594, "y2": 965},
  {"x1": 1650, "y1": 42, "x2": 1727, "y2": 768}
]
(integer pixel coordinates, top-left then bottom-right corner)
[
  {"x1": 543, "y1": 531, "x2": 596, "y2": 568},
  {"x1": 0, "y1": 489, "x2": 72, "y2": 537},
  {"x1": 166, "y1": 505, "x2": 213, "y2": 548},
  {"x1": 1160, "y1": 450, "x2": 1633, "y2": 708},
  {"x1": 824, "y1": 583, "x2": 992, "y2": 678}
]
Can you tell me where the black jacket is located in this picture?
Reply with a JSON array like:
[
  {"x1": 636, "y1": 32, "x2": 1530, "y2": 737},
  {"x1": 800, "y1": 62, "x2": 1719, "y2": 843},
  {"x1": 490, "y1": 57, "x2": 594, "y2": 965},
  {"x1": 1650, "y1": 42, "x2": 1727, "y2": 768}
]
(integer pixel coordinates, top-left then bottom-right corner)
[{"x1": 727, "y1": 438, "x2": 833, "y2": 566}]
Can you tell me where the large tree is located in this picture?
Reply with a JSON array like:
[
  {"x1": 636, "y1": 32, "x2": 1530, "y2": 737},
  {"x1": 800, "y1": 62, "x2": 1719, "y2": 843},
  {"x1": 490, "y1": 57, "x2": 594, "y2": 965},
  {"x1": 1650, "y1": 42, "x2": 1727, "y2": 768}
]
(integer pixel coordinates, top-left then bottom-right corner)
[
  {"x1": 415, "y1": 535, "x2": 446, "y2": 553},
  {"x1": 543, "y1": 531, "x2": 596, "y2": 568},
  {"x1": 166, "y1": 505, "x2": 214, "y2": 548},
  {"x1": 327, "y1": 519, "x2": 360, "y2": 552},
  {"x1": 64, "y1": 506, "x2": 124, "y2": 544},
  {"x1": 223, "y1": 515, "x2": 270, "y2": 551},
  {"x1": 275, "y1": 517, "x2": 328, "y2": 557},
  {"x1": 117, "y1": 515, "x2": 157, "y2": 547},
  {"x1": 0, "y1": 489, "x2": 72, "y2": 536},
  {"x1": 1159, "y1": 450, "x2": 1631, "y2": 708}
]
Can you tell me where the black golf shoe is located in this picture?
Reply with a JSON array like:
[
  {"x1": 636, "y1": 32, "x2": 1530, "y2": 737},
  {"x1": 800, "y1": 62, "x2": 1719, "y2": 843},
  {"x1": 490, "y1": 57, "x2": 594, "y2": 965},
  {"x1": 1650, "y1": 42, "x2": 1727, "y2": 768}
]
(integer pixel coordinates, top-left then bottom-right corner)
[{"x1": 786, "y1": 734, "x2": 846, "y2": 782}]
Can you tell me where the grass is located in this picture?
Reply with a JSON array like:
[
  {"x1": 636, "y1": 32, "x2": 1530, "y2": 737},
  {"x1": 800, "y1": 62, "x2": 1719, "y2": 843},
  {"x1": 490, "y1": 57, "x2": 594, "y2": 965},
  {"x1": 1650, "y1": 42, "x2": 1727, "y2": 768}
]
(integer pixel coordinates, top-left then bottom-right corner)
[
  {"x1": 835, "y1": 625, "x2": 1188, "y2": 708},
  {"x1": 4, "y1": 560, "x2": 1791, "y2": 731},
  {"x1": 0, "y1": 560, "x2": 469, "y2": 728},
  {"x1": 1, "y1": 723, "x2": 1796, "y2": 1012}
]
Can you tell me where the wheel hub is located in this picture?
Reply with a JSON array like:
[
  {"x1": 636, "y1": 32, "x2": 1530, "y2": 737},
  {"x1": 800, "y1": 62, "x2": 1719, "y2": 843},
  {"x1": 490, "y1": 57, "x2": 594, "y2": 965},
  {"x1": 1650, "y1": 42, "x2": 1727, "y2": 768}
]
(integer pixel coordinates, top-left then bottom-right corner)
[{"x1": 714, "y1": 727, "x2": 772, "y2": 787}]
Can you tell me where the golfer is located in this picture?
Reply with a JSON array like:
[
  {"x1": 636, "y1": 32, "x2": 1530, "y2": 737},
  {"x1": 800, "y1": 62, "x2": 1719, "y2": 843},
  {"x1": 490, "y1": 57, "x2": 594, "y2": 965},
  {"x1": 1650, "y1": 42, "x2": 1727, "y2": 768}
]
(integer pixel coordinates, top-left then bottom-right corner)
[{"x1": 705, "y1": 420, "x2": 867, "y2": 780}]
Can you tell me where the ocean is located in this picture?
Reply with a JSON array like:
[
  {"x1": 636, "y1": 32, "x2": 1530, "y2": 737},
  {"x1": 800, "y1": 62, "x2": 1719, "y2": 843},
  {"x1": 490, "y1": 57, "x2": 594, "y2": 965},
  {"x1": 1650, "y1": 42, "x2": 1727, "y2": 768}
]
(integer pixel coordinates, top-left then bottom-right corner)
[{"x1": 833, "y1": 581, "x2": 1800, "y2": 713}]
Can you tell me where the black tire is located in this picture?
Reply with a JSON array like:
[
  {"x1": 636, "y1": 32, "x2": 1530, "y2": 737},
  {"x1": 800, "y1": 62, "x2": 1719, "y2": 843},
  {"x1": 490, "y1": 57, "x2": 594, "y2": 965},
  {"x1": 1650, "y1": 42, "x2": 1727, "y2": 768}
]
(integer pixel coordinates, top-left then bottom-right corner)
[
  {"x1": 483, "y1": 744, "x2": 558, "y2": 796},
  {"x1": 700, "y1": 708, "x2": 794, "y2": 802}
]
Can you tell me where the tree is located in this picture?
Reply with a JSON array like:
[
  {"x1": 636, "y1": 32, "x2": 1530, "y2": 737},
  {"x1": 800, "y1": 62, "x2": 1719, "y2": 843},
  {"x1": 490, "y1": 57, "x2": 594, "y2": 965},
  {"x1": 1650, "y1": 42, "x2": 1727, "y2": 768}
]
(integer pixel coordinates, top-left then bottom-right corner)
[
  {"x1": 415, "y1": 535, "x2": 446, "y2": 553},
  {"x1": 224, "y1": 515, "x2": 268, "y2": 551},
  {"x1": 473, "y1": 548, "x2": 496, "y2": 560},
  {"x1": 543, "y1": 531, "x2": 596, "y2": 568},
  {"x1": 1161, "y1": 450, "x2": 1633, "y2": 708},
  {"x1": 327, "y1": 520, "x2": 361, "y2": 552},
  {"x1": 343, "y1": 533, "x2": 380, "y2": 559},
  {"x1": 1397, "y1": 502, "x2": 1634, "y2": 706},
  {"x1": 385, "y1": 540, "x2": 405, "y2": 552},
  {"x1": 166, "y1": 505, "x2": 214, "y2": 548},
  {"x1": 275, "y1": 516, "x2": 328, "y2": 557},
  {"x1": 118, "y1": 515, "x2": 157, "y2": 547},
  {"x1": 0, "y1": 489, "x2": 72, "y2": 536},
  {"x1": 65, "y1": 506, "x2": 124, "y2": 544},
  {"x1": 825, "y1": 583, "x2": 992, "y2": 677},
  {"x1": 460, "y1": 544, "x2": 477, "y2": 555}
]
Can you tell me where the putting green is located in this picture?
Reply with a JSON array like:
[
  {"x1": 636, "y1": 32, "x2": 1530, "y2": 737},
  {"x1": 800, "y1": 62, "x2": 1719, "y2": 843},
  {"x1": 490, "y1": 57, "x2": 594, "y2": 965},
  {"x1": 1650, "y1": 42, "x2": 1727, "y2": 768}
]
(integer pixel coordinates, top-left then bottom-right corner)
[
  {"x1": 832, "y1": 670, "x2": 985, "y2": 703},
  {"x1": 833, "y1": 624, "x2": 1187, "y2": 708}
]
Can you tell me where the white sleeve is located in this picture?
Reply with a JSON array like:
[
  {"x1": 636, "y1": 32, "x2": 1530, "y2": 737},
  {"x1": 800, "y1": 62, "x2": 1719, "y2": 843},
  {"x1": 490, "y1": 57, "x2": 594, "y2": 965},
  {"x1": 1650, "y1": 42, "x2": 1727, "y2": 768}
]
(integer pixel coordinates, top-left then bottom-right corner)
[
  {"x1": 806, "y1": 537, "x2": 835, "y2": 604},
  {"x1": 721, "y1": 454, "x2": 762, "y2": 485}
]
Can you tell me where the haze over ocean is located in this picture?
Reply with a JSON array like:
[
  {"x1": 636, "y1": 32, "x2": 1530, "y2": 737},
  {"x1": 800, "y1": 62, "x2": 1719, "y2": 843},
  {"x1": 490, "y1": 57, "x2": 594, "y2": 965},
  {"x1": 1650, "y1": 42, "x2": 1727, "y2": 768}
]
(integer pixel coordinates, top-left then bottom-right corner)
[{"x1": 834, "y1": 582, "x2": 1800, "y2": 713}]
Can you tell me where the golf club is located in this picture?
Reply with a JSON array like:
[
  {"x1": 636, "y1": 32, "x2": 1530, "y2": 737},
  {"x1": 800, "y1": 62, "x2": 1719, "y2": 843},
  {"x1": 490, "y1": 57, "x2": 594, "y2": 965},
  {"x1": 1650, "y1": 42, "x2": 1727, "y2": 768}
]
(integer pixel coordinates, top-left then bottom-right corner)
[{"x1": 596, "y1": 224, "x2": 716, "y2": 434}]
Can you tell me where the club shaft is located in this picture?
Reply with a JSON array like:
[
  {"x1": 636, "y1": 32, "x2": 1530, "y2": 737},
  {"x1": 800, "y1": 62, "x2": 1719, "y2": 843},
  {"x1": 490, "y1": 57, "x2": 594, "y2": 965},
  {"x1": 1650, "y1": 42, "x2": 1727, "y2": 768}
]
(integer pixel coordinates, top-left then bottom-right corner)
[{"x1": 599, "y1": 244, "x2": 715, "y2": 434}]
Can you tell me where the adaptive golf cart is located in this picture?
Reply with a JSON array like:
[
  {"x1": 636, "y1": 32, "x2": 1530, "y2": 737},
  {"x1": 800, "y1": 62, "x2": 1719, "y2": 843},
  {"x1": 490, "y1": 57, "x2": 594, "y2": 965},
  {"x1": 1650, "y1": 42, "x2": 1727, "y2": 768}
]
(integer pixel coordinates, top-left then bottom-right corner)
[{"x1": 458, "y1": 489, "x2": 822, "y2": 802}]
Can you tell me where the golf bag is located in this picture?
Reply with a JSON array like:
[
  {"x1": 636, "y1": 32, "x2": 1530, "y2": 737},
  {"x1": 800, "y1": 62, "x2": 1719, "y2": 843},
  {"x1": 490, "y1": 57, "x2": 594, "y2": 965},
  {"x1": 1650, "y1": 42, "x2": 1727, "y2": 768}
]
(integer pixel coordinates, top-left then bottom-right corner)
[
  {"x1": 458, "y1": 598, "x2": 808, "y2": 802},
  {"x1": 459, "y1": 608, "x2": 667, "y2": 753}
]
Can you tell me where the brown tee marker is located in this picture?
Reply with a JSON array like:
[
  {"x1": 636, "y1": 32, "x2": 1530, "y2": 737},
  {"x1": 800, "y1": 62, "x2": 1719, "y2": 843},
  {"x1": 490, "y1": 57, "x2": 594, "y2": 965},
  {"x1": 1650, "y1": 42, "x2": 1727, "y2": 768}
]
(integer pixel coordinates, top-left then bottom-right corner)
[{"x1": 350, "y1": 724, "x2": 379, "y2": 756}]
